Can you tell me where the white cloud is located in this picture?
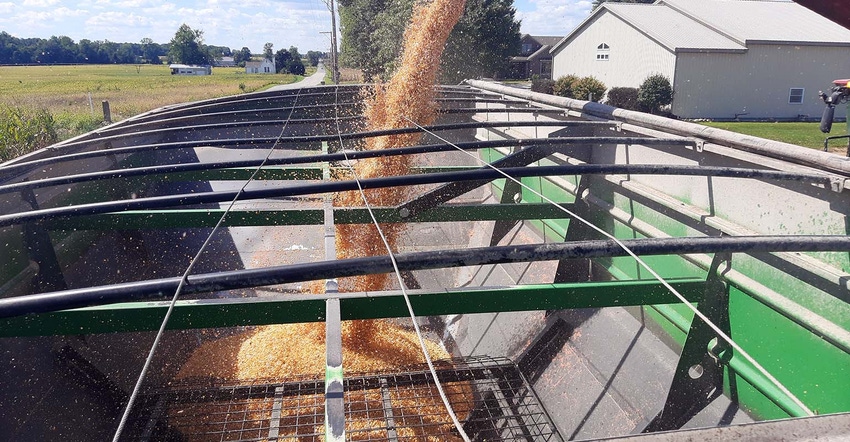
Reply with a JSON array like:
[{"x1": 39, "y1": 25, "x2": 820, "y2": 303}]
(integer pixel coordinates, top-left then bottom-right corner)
[
  {"x1": 517, "y1": 0, "x2": 592, "y2": 36},
  {"x1": 22, "y1": 0, "x2": 60, "y2": 7}
]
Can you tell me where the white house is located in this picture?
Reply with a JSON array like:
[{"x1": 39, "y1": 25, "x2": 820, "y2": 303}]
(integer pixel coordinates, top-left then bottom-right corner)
[
  {"x1": 245, "y1": 59, "x2": 276, "y2": 74},
  {"x1": 169, "y1": 64, "x2": 211, "y2": 76},
  {"x1": 550, "y1": 0, "x2": 850, "y2": 120}
]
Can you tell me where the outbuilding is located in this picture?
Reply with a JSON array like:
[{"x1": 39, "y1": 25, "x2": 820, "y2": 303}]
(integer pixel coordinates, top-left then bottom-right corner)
[
  {"x1": 169, "y1": 64, "x2": 211, "y2": 76},
  {"x1": 550, "y1": 0, "x2": 850, "y2": 120}
]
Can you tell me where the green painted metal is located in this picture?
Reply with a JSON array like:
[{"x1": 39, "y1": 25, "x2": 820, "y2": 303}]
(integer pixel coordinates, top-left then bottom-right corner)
[
  {"x1": 0, "y1": 279, "x2": 705, "y2": 337},
  {"x1": 41, "y1": 203, "x2": 573, "y2": 230},
  {"x1": 576, "y1": 182, "x2": 850, "y2": 421},
  {"x1": 474, "y1": 142, "x2": 850, "y2": 423}
]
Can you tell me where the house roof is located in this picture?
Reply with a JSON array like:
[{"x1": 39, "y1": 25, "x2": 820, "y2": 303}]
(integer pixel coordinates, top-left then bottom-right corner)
[
  {"x1": 604, "y1": 3, "x2": 746, "y2": 52},
  {"x1": 524, "y1": 35, "x2": 563, "y2": 47},
  {"x1": 245, "y1": 60, "x2": 274, "y2": 67},
  {"x1": 511, "y1": 44, "x2": 555, "y2": 63},
  {"x1": 169, "y1": 64, "x2": 209, "y2": 69},
  {"x1": 552, "y1": 0, "x2": 850, "y2": 55},
  {"x1": 661, "y1": 0, "x2": 850, "y2": 46}
]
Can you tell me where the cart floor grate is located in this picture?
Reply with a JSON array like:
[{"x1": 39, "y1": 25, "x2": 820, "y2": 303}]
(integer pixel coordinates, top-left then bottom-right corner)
[{"x1": 121, "y1": 356, "x2": 560, "y2": 441}]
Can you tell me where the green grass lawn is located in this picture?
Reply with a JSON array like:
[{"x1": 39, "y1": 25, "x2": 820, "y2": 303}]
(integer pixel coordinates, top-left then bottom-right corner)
[{"x1": 699, "y1": 121, "x2": 840, "y2": 151}]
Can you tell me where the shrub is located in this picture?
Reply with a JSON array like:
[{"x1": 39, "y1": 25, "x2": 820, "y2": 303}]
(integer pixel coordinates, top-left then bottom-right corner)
[
  {"x1": 286, "y1": 59, "x2": 306, "y2": 75},
  {"x1": 552, "y1": 74, "x2": 580, "y2": 98},
  {"x1": 572, "y1": 76, "x2": 607, "y2": 102},
  {"x1": 637, "y1": 74, "x2": 673, "y2": 114},
  {"x1": 531, "y1": 77, "x2": 555, "y2": 94},
  {"x1": 606, "y1": 87, "x2": 639, "y2": 110},
  {"x1": 0, "y1": 105, "x2": 58, "y2": 162}
]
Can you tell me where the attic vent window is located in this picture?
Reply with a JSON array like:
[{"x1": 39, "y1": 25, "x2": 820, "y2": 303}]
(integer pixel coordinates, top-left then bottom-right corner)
[
  {"x1": 596, "y1": 43, "x2": 610, "y2": 61},
  {"x1": 789, "y1": 88, "x2": 804, "y2": 104}
]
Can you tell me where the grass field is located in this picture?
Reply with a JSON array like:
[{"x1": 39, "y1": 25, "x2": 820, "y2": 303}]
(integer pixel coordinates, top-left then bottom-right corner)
[
  {"x1": 699, "y1": 121, "x2": 838, "y2": 151},
  {"x1": 0, "y1": 64, "x2": 303, "y2": 123}
]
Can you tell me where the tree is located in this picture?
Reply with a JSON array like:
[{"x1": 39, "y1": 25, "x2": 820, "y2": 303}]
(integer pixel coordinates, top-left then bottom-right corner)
[
  {"x1": 637, "y1": 74, "x2": 673, "y2": 114},
  {"x1": 263, "y1": 42, "x2": 274, "y2": 60},
  {"x1": 306, "y1": 50, "x2": 322, "y2": 67},
  {"x1": 338, "y1": 0, "x2": 520, "y2": 82},
  {"x1": 275, "y1": 48, "x2": 292, "y2": 73},
  {"x1": 168, "y1": 24, "x2": 210, "y2": 65},
  {"x1": 233, "y1": 47, "x2": 252, "y2": 67},
  {"x1": 287, "y1": 58, "x2": 305, "y2": 75},
  {"x1": 339, "y1": 0, "x2": 388, "y2": 80},
  {"x1": 440, "y1": 0, "x2": 522, "y2": 83},
  {"x1": 140, "y1": 38, "x2": 162, "y2": 64},
  {"x1": 289, "y1": 46, "x2": 302, "y2": 62}
]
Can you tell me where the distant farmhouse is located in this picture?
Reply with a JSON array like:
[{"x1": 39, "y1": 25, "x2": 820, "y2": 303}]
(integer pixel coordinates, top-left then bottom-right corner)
[
  {"x1": 169, "y1": 64, "x2": 211, "y2": 76},
  {"x1": 215, "y1": 57, "x2": 236, "y2": 67},
  {"x1": 510, "y1": 35, "x2": 562, "y2": 80},
  {"x1": 246, "y1": 59, "x2": 275, "y2": 74},
  {"x1": 551, "y1": 0, "x2": 850, "y2": 120}
]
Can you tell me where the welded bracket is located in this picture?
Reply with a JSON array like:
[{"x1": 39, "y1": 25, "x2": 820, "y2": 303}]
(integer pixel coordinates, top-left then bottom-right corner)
[
  {"x1": 830, "y1": 176, "x2": 845, "y2": 193},
  {"x1": 489, "y1": 149, "x2": 525, "y2": 246},
  {"x1": 641, "y1": 252, "x2": 731, "y2": 433},
  {"x1": 20, "y1": 186, "x2": 67, "y2": 292},
  {"x1": 553, "y1": 178, "x2": 595, "y2": 283},
  {"x1": 398, "y1": 144, "x2": 558, "y2": 219}
]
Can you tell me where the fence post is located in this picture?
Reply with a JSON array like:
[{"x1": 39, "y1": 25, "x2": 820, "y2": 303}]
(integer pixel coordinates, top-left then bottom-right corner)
[{"x1": 102, "y1": 101, "x2": 111, "y2": 123}]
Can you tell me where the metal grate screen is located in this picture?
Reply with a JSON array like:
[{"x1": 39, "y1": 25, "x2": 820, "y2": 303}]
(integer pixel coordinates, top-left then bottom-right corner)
[{"x1": 121, "y1": 356, "x2": 560, "y2": 441}]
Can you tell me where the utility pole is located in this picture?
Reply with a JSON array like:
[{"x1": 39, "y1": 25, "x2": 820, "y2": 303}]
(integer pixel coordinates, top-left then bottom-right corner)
[{"x1": 322, "y1": 0, "x2": 340, "y2": 84}]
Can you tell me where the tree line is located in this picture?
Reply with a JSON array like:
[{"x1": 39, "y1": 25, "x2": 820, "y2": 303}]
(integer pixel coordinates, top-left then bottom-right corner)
[
  {"x1": 0, "y1": 25, "x2": 323, "y2": 69},
  {"x1": 0, "y1": 32, "x2": 171, "y2": 65}
]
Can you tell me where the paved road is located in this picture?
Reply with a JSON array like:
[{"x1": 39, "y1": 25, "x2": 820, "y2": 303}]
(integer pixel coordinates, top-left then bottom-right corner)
[{"x1": 267, "y1": 62, "x2": 327, "y2": 91}]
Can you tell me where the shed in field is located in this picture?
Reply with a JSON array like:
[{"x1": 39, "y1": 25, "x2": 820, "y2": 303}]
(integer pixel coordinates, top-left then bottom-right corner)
[
  {"x1": 169, "y1": 64, "x2": 212, "y2": 76},
  {"x1": 551, "y1": 0, "x2": 850, "y2": 120}
]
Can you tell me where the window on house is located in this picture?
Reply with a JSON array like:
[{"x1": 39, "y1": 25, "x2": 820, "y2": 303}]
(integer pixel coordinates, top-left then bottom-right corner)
[
  {"x1": 789, "y1": 88, "x2": 804, "y2": 104},
  {"x1": 540, "y1": 60, "x2": 552, "y2": 78},
  {"x1": 596, "y1": 43, "x2": 610, "y2": 61},
  {"x1": 522, "y1": 43, "x2": 533, "y2": 54},
  {"x1": 264, "y1": 67, "x2": 270, "y2": 73}
]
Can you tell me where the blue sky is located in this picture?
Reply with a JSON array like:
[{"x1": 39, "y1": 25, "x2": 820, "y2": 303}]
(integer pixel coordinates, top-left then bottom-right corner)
[{"x1": 0, "y1": 0, "x2": 592, "y2": 54}]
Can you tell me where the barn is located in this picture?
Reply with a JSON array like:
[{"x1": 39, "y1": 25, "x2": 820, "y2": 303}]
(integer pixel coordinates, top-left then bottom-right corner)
[{"x1": 550, "y1": 0, "x2": 850, "y2": 120}]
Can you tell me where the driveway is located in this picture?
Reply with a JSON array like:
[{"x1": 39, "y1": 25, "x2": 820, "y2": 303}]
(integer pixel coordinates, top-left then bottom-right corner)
[{"x1": 267, "y1": 62, "x2": 327, "y2": 91}]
